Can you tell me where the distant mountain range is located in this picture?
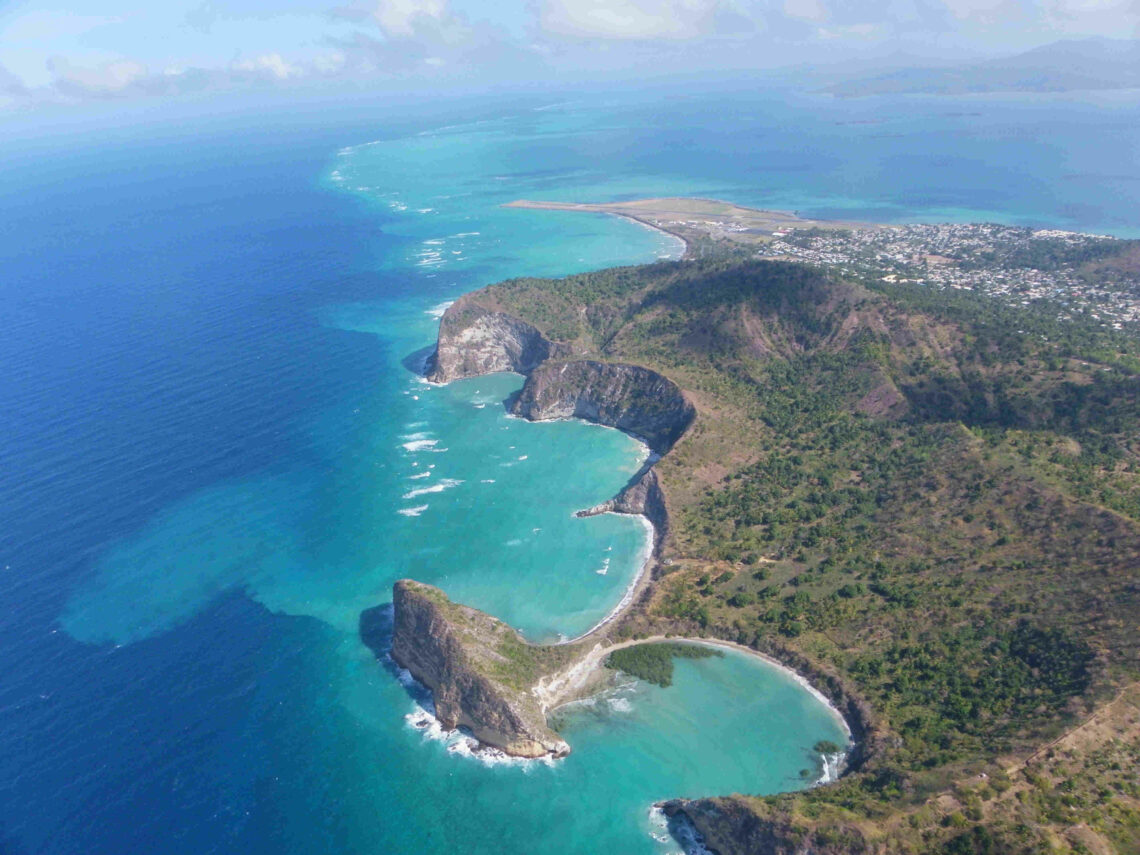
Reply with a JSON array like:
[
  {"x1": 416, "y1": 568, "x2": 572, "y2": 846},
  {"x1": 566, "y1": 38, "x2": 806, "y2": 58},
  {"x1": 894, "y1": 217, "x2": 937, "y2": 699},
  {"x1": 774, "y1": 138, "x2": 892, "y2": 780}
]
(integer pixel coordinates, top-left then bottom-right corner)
[{"x1": 824, "y1": 37, "x2": 1140, "y2": 97}]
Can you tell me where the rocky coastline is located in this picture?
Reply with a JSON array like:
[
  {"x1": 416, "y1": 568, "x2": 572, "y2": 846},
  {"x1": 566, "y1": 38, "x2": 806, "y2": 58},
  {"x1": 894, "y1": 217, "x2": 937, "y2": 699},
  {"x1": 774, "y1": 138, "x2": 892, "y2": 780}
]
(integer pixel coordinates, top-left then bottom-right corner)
[{"x1": 374, "y1": 292, "x2": 875, "y2": 848}]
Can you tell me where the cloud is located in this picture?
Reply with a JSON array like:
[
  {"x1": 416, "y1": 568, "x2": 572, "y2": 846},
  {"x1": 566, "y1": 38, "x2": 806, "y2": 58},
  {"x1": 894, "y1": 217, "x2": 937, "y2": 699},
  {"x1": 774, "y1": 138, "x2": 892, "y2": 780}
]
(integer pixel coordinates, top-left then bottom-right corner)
[
  {"x1": 2, "y1": 0, "x2": 1138, "y2": 113},
  {"x1": 184, "y1": 2, "x2": 221, "y2": 34},
  {"x1": 372, "y1": 0, "x2": 449, "y2": 36},
  {"x1": 537, "y1": 0, "x2": 728, "y2": 40},
  {"x1": 332, "y1": 0, "x2": 473, "y2": 44},
  {"x1": 231, "y1": 52, "x2": 299, "y2": 80},
  {"x1": 46, "y1": 57, "x2": 150, "y2": 97}
]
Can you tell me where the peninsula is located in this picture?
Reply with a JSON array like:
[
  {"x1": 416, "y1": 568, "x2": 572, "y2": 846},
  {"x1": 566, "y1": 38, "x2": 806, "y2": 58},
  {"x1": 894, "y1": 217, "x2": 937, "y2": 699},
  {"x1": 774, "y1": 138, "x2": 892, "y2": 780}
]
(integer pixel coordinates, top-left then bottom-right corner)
[
  {"x1": 375, "y1": 201, "x2": 1140, "y2": 855},
  {"x1": 505, "y1": 197, "x2": 870, "y2": 256}
]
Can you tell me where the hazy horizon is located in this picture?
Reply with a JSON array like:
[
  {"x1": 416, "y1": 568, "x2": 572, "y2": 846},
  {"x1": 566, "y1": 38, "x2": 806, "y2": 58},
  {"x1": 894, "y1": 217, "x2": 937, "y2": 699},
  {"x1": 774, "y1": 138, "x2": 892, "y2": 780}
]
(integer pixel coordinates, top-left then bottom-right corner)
[{"x1": 2, "y1": 0, "x2": 1138, "y2": 116}]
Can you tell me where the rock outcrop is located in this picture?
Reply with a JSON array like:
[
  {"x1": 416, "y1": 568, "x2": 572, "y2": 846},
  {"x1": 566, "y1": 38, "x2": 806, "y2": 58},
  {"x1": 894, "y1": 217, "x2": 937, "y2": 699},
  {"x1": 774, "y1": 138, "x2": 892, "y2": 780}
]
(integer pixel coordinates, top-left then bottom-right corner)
[
  {"x1": 660, "y1": 797, "x2": 868, "y2": 855},
  {"x1": 428, "y1": 299, "x2": 559, "y2": 383},
  {"x1": 389, "y1": 579, "x2": 573, "y2": 759},
  {"x1": 576, "y1": 467, "x2": 669, "y2": 550},
  {"x1": 512, "y1": 360, "x2": 694, "y2": 456}
]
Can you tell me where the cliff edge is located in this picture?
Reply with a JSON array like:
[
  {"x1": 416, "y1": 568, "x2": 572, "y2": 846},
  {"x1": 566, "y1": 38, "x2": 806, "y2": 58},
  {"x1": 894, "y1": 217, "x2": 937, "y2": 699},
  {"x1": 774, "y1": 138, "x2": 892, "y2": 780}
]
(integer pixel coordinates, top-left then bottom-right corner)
[
  {"x1": 661, "y1": 797, "x2": 868, "y2": 855},
  {"x1": 512, "y1": 359, "x2": 694, "y2": 456},
  {"x1": 389, "y1": 579, "x2": 577, "y2": 759},
  {"x1": 427, "y1": 299, "x2": 561, "y2": 383},
  {"x1": 428, "y1": 298, "x2": 694, "y2": 457}
]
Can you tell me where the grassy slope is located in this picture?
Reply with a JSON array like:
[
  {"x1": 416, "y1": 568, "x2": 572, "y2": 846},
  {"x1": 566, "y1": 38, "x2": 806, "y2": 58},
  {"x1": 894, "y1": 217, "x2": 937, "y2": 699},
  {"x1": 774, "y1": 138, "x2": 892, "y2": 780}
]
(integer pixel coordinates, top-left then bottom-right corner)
[
  {"x1": 402, "y1": 580, "x2": 584, "y2": 693},
  {"x1": 467, "y1": 255, "x2": 1140, "y2": 853}
]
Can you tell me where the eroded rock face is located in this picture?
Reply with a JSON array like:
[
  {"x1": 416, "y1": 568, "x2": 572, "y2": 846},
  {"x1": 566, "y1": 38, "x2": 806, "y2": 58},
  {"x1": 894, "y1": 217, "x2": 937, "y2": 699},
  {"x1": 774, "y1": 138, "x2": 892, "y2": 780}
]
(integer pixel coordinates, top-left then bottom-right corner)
[
  {"x1": 428, "y1": 300, "x2": 555, "y2": 383},
  {"x1": 512, "y1": 360, "x2": 694, "y2": 456},
  {"x1": 661, "y1": 797, "x2": 868, "y2": 855},
  {"x1": 389, "y1": 580, "x2": 570, "y2": 759}
]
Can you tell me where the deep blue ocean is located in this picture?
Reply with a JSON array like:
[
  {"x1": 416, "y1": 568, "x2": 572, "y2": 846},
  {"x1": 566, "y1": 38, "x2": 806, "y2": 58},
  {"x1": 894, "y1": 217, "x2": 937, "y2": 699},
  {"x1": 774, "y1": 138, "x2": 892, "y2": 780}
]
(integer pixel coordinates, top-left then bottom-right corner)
[{"x1": 2, "y1": 85, "x2": 1138, "y2": 854}]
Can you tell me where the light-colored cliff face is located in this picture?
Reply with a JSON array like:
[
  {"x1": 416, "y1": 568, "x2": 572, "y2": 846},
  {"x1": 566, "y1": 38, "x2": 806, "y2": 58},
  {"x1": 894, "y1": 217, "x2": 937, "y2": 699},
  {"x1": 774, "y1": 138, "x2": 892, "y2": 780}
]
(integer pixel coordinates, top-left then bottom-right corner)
[
  {"x1": 389, "y1": 580, "x2": 572, "y2": 759},
  {"x1": 427, "y1": 300, "x2": 556, "y2": 383},
  {"x1": 512, "y1": 360, "x2": 694, "y2": 456}
]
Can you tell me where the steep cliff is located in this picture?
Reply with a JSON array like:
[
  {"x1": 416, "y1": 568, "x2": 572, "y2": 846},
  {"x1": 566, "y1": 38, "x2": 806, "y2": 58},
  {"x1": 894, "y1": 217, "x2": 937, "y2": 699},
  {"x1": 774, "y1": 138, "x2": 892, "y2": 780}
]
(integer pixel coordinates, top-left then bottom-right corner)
[
  {"x1": 428, "y1": 299, "x2": 559, "y2": 383},
  {"x1": 389, "y1": 579, "x2": 576, "y2": 758},
  {"x1": 661, "y1": 797, "x2": 867, "y2": 855},
  {"x1": 512, "y1": 360, "x2": 694, "y2": 456}
]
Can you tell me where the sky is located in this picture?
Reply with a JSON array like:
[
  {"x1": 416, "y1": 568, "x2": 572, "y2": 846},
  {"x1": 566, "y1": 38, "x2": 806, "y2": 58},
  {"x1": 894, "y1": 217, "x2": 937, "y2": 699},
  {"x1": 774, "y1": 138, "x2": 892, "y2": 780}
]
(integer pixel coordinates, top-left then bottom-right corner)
[{"x1": 0, "y1": 0, "x2": 1138, "y2": 111}]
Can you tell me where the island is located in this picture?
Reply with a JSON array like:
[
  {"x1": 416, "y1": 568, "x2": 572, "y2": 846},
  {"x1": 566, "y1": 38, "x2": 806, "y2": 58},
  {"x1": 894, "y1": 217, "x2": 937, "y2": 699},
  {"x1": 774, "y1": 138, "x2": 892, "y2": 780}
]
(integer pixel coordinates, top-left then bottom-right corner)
[{"x1": 372, "y1": 200, "x2": 1140, "y2": 855}]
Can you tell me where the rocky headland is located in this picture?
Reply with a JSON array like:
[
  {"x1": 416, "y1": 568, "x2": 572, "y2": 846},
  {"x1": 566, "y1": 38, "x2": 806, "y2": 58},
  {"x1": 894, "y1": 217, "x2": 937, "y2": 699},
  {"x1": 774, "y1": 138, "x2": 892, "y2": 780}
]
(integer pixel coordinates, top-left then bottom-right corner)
[
  {"x1": 660, "y1": 796, "x2": 868, "y2": 855},
  {"x1": 427, "y1": 298, "x2": 563, "y2": 384},
  {"x1": 388, "y1": 579, "x2": 576, "y2": 759}
]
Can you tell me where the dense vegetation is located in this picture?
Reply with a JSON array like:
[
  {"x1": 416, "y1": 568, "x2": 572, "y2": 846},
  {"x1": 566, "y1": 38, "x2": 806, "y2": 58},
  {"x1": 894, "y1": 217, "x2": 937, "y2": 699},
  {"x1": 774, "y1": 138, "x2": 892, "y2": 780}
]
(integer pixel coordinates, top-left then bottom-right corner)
[
  {"x1": 467, "y1": 251, "x2": 1140, "y2": 853},
  {"x1": 604, "y1": 641, "x2": 722, "y2": 687}
]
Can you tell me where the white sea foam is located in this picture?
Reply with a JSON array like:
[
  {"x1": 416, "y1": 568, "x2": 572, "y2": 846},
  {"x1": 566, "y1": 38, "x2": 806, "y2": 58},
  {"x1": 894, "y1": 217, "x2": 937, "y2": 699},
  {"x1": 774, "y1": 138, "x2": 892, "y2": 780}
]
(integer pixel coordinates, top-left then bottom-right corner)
[
  {"x1": 480, "y1": 479, "x2": 496, "y2": 484},
  {"x1": 426, "y1": 300, "x2": 454, "y2": 319},
  {"x1": 647, "y1": 805, "x2": 714, "y2": 855},
  {"x1": 403, "y1": 479, "x2": 463, "y2": 499},
  {"x1": 404, "y1": 705, "x2": 556, "y2": 770},
  {"x1": 451, "y1": 231, "x2": 480, "y2": 237},
  {"x1": 397, "y1": 505, "x2": 429, "y2": 517},
  {"x1": 423, "y1": 239, "x2": 444, "y2": 245},
  {"x1": 814, "y1": 751, "x2": 847, "y2": 786},
  {"x1": 607, "y1": 697, "x2": 632, "y2": 713},
  {"x1": 408, "y1": 471, "x2": 432, "y2": 480},
  {"x1": 402, "y1": 438, "x2": 439, "y2": 452}
]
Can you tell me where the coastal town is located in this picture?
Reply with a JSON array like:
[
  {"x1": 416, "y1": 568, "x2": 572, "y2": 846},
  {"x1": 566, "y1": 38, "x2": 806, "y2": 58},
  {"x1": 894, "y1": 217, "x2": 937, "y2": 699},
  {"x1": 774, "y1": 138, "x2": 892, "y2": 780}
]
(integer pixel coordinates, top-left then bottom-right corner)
[
  {"x1": 508, "y1": 198, "x2": 1140, "y2": 332},
  {"x1": 754, "y1": 222, "x2": 1140, "y2": 330}
]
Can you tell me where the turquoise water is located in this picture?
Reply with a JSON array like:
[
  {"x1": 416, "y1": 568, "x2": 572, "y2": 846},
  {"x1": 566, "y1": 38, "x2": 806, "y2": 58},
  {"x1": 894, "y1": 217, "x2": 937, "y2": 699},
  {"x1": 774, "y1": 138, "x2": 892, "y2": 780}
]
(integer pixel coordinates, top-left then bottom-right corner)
[
  {"x1": 45, "y1": 100, "x2": 849, "y2": 855},
  {"x1": 44, "y1": 101, "x2": 849, "y2": 853},
  {"x1": 3, "y1": 88, "x2": 1137, "y2": 854}
]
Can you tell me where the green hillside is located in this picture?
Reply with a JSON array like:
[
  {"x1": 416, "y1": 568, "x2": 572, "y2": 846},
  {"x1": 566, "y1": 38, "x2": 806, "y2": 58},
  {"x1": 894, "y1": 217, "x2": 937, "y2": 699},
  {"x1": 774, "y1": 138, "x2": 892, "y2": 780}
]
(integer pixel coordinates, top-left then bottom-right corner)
[{"x1": 465, "y1": 255, "x2": 1140, "y2": 854}]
